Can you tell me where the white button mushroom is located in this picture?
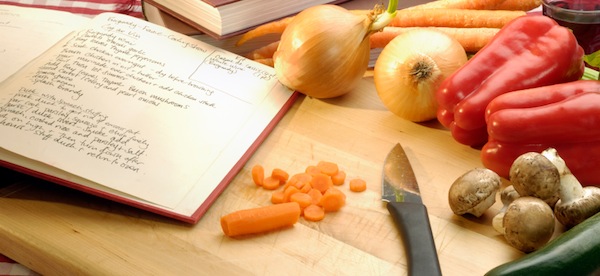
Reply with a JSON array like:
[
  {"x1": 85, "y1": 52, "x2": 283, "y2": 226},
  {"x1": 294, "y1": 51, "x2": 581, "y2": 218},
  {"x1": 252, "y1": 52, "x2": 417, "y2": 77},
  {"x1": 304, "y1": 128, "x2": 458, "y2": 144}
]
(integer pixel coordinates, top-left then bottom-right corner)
[
  {"x1": 448, "y1": 168, "x2": 501, "y2": 217},
  {"x1": 509, "y1": 151, "x2": 561, "y2": 208},
  {"x1": 502, "y1": 196, "x2": 555, "y2": 253}
]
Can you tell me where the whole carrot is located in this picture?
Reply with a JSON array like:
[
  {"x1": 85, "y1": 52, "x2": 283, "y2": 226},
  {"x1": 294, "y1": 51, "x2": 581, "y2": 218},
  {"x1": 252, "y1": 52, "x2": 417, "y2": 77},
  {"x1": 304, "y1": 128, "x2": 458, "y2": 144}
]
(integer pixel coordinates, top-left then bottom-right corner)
[
  {"x1": 493, "y1": 0, "x2": 542, "y2": 11},
  {"x1": 370, "y1": 27, "x2": 500, "y2": 52},
  {"x1": 390, "y1": 9, "x2": 525, "y2": 29},
  {"x1": 408, "y1": 0, "x2": 509, "y2": 10},
  {"x1": 236, "y1": 16, "x2": 293, "y2": 46},
  {"x1": 220, "y1": 202, "x2": 301, "y2": 237}
]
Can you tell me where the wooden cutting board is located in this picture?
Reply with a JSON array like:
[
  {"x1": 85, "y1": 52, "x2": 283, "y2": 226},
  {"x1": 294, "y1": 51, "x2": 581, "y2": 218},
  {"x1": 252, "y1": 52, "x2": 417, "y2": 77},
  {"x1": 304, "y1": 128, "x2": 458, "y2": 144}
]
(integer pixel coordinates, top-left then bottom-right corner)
[{"x1": 0, "y1": 75, "x2": 560, "y2": 275}]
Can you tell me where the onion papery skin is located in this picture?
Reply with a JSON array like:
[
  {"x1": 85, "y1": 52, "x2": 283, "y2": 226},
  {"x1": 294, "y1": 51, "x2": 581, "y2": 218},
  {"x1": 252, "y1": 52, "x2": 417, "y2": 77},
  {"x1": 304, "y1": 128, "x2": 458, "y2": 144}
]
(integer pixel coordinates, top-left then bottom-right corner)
[
  {"x1": 274, "y1": 5, "x2": 373, "y2": 99},
  {"x1": 374, "y1": 29, "x2": 468, "y2": 122}
]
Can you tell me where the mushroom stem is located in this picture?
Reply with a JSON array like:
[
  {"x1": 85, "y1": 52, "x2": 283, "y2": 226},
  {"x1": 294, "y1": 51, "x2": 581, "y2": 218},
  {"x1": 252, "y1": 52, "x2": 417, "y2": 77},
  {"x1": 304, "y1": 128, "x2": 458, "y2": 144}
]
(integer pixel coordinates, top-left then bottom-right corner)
[
  {"x1": 542, "y1": 148, "x2": 600, "y2": 228},
  {"x1": 558, "y1": 173, "x2": 585, "y2": 203},
  {"x1": 541, "y1": 148, "x2": 584, "y2": 203},
  {"x1": 492, "y1": 185, "x2": 520, "y2": 234}
]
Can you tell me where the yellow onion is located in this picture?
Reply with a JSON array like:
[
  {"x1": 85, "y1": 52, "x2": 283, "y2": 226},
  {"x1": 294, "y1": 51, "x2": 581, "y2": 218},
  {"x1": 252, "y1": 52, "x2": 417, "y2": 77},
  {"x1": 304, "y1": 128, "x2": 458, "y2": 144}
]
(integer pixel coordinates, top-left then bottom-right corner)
[
  {"x1": 274, "y1": 2, "x2": 397, "y2": 99},
  {"x1": 374, "y1": 29, "x2": 468, "y2": 122}
]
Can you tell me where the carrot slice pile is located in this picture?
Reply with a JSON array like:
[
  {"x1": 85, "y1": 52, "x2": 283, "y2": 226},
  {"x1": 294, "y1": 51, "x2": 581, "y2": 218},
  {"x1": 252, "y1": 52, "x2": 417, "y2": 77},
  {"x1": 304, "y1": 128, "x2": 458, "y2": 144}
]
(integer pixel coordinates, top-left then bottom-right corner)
[{"x1": 221, "y1": 160, "x2": 368, "y2": 237}]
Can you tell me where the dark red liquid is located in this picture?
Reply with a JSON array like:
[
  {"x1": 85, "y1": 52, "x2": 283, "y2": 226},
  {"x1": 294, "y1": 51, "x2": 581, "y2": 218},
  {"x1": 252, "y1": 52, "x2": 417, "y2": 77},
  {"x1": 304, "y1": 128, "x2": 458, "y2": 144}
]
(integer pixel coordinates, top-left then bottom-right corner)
[{"x1": 543, "y1": 0, "x2": 600, "y2": 55}]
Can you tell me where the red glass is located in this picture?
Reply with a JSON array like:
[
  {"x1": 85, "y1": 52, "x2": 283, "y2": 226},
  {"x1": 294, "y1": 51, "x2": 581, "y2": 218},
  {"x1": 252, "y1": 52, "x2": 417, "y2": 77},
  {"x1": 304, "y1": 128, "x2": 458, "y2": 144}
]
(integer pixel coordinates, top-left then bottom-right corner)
[{"x1": 542, "y1": 0, "x2": 600, "y2": 72}]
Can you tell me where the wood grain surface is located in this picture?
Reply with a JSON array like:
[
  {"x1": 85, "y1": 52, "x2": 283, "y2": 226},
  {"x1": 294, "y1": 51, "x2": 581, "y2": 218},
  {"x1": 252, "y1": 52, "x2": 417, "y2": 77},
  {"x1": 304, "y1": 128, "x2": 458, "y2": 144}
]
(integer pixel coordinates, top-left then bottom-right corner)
[{"x1": 0, "y1": 75, "x2": 553, "y2": 275}]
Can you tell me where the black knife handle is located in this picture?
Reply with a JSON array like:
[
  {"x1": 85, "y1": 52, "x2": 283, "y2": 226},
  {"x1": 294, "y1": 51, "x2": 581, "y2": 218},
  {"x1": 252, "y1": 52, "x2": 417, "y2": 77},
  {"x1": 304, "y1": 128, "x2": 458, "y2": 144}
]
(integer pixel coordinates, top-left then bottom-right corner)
[{"x1": 387, "y1": 201, "x2": 442, "y2": 276}]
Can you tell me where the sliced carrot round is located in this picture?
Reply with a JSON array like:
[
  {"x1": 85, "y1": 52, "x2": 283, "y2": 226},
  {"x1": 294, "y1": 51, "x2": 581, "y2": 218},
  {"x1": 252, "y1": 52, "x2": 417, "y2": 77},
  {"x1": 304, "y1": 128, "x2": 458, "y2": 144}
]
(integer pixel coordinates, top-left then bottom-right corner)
[
  {"x1": 251, "y1": 165, "x2": 264, "y2": 186},
  {"x1": 349, "y1": 178, "x2": 367, "y2": 192},
  {"x1": 331, "y1": 170, "x2": 346, "y2": 186},
  {"x1": 310, "y1": 173, "x2": 333, "y2": 193},
  {"x1": 303, "y1": 204, "x2": 325, "y2": 222},
  {"x1": 307, "y1": 188, "x2": 323, "y2": 205},
  {"x1": 290, "y1": 192, "x2": 312, "y2": 209},
  {"x1": 271, "y1": 168, "x2": 289, "y2": 184},
  {"x1": 271, "y1": 190, "x2": 285, "y2": 204},
  {"x1": 319, "y1": 187, "x2": 346, "y2": 212},
  {"x1": 262, "y1": 176, "x2": 281, "y2": 190},
  {"x1": 316, "y1": 161, "x2": 339, "y2": 176}
]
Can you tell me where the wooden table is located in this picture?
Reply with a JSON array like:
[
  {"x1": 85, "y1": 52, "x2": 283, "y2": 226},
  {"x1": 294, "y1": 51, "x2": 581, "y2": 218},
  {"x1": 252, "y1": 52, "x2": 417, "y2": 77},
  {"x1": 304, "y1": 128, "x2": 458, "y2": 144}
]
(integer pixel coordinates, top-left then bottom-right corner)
[{"x1": 0, "y1": 73, "x2": 539, "y2": 275}]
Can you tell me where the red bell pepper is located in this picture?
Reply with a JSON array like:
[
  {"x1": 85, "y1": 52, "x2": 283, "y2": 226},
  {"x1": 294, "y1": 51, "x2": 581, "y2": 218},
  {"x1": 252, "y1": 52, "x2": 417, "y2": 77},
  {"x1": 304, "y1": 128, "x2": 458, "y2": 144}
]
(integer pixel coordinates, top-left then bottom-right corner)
[
  {"x1": 436, "y1": 15, "x2": 585, "y2": 147},
  {"x1": 481, "y1": 80, "x2": 600, "y2": 186}
]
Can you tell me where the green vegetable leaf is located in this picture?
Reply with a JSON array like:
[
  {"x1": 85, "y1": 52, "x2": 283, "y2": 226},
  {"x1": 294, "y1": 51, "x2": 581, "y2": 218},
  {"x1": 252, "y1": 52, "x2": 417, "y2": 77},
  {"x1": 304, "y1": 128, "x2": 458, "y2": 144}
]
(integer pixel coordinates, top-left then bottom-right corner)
[{"x1": 583, "y1": 49, "x2": 600, "y2": 68}]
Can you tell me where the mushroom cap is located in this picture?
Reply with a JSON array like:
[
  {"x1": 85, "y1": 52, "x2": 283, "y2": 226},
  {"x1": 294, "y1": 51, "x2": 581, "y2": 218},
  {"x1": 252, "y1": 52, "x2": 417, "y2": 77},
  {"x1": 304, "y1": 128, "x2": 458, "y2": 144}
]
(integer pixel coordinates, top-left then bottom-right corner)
[
  {"x1": 555, "y1": 186, "x2": 600, "y2": 229},
  {"x1": 448, "y1": 168, "x2": 501, "y2": 217},
  {"x1": 503, "y1": 196, "x2": 555, "y2": 253},
  {"x1": 509, "y1": 152, "x2": 560, "y2": 207}
]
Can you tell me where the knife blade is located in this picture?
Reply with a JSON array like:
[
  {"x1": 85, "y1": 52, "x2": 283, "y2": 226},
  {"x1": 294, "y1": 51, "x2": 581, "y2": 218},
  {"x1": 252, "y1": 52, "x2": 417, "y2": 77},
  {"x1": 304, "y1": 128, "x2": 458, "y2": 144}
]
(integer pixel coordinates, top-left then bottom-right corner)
[{"x1": 382, "y1": 143, "x2": 442, "y2": 276}]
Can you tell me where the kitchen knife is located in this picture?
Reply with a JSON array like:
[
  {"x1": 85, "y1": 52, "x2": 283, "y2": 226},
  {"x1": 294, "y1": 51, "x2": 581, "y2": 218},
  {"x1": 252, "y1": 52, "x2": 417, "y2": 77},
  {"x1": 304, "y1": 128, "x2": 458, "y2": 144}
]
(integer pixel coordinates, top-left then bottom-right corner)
[{"x1": 382, "y1": 143, "x2": 442, "y2": 276}]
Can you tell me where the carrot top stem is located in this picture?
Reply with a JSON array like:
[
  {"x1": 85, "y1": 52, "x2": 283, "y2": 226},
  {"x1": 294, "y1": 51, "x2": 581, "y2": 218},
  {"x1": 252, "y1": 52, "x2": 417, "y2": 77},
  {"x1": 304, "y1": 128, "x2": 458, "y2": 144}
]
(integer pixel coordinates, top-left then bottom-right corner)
[{"x1": 371, "y1": 0, "x2": 398, "y2": 31}]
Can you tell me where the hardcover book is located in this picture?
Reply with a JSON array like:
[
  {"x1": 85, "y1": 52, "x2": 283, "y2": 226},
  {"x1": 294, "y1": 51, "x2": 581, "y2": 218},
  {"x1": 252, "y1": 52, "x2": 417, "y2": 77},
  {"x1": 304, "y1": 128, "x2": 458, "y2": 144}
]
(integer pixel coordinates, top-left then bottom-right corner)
[
  {"x1": 0, "y1": 5, "x2": 297, "y2": 224},
  {"x1": 141, "y1": 0, "x2": 349, "y2": 38}
]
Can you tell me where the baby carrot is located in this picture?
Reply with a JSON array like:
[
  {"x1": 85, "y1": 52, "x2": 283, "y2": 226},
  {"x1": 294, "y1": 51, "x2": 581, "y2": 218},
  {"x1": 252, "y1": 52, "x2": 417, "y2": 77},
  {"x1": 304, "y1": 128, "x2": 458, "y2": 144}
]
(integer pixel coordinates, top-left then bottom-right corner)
[
  {"x1": 331, "y1": 170, "x2": 346, "y2": 186},
  {"x1": 303, "y1": 204, "x2": 326, "y2": 222},
  {"x1": 262, "y1": 176, "x2": 281, "y2": 190},
  {"x1": 316, "y1": 161, "x2": 339, "y2": 176},
  {"x1": 220, "y1": 202, "x2": 301, "y2": 237},
  {"x1": 271, "y1": 168, "x2": 289, "y2": 184},
  {"x1": 319, "y1": 187, "x2": 346, "y2": 212},
  {"x1": 310, "y1": 173, "x2": 333, "y2": 193},
  {"x1": 349, "y1": 178, "x2": 367, "y2": 193},
  {"x1": 251, "y1": 164, "x2": 264, "y2": 186},
  {"x1": 390, "y1": 9, "x2": 525, "y2": 29}
]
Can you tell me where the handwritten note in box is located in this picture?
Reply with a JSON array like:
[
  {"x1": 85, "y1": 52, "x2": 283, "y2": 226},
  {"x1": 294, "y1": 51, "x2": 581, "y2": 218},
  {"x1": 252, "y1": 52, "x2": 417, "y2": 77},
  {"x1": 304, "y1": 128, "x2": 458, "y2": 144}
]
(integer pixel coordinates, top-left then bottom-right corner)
[{"x1": 190, "y1": 50, "x2": 279, "y2": 104}]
